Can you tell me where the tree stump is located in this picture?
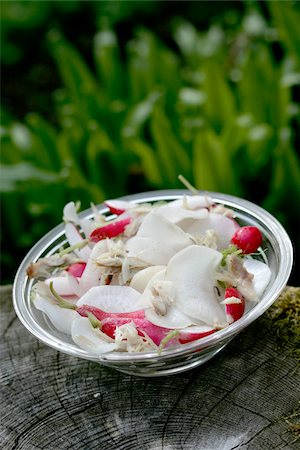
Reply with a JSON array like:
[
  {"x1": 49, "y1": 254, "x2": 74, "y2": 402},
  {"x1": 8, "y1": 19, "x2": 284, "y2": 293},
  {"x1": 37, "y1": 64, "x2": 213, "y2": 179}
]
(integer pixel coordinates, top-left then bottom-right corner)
[{"x1": 1, "y1": 285, "x2": 299, "y2": 449}]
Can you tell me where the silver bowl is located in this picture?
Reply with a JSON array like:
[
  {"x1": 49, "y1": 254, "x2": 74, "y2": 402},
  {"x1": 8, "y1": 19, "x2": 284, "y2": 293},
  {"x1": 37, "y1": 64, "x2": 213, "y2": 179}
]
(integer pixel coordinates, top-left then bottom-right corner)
[{"x1": 13, "y1": 190, "x2": 293, "y2": 376}]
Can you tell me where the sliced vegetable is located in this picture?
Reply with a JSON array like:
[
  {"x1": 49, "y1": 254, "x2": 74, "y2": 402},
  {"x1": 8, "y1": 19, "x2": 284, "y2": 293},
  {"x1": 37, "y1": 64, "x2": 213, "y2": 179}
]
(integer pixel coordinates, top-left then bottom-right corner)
[{"x1": 90, "y1": 217, "x2": 131, "y2": 242}]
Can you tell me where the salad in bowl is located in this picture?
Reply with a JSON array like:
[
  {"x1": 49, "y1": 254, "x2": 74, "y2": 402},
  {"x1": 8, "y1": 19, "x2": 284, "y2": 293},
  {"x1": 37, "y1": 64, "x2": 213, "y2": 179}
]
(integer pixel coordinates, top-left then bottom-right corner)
[{"x1": 13, "y1": 187, "x2": 293, "y2": 376}]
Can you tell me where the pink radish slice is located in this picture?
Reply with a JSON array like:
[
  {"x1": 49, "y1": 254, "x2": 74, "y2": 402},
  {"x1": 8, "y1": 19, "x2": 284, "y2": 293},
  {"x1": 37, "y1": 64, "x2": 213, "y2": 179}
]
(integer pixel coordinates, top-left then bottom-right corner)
[
  {"x1": 222, "y1": 287, "x2": 245, "y2": 323},
  {"x1": 90, "y1": 217, "x2": 131, "y2": 242},
  {"x1": 77, "y1": 305, "x2": 145, "y2": 321},
  {"x1": 105, "y1": 199, "x2": 134, "y2": 216},
  {"x1": 178, "y1": 325, "x2": 216, "y2": 344},
  {"x1": 67, "y1": 262, "x2": 86, "y2": 277},
  {"x1": 101, "y1": 317, "x2": 170, "y2": 346},
  {"x1": 71, "y1": 317, "x2": 117, "y2": 354}
]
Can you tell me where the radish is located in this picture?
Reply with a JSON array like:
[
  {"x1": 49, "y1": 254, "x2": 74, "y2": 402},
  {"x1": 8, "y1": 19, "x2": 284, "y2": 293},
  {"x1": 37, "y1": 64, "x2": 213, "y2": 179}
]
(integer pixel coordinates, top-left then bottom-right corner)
[
  {"x1": 71, "y1": 317, "x2": 117, "y2": 354},
  {"x1": 243, "y1": 258, "x2": 271, "y2": 297},
  {"x1": 64, "y1": 222, "x2": 91, "y2": 261},
  {"x1": 76, "y1": 285, "x2": 148, "y2": 312},
  {"x1": 101, "y1": 317, "x2": 170, "y2": 346},
  {"x1": 166, "y1": 246, "x2": 227, "y2": 327},
  {"x1": 67, "y1": 262, "x2": 86, "y2": 277},
  {"x1": 90, "y1": 217, "x2": 131, "y2": 242},
  {"x1": 130, "y1": 265, "x2": 166, "y2": 293},
  {"x1": 183, "y1": 212, "x2": 240, "y2": 249},
  {"x1": 77, "y1": 240, "x2": 108, "y2": 295},
  {"x1": 178, "y1": 325, "x2": 216, "y2": 344},
  {"x1": 77, "y1": 305, "x2": 145, "y2": 321},
  {"x1": 221, "y1": 287, "x2": 245, "y2": 323},
  {"x1": 231, "y1": 226, "x2": 262, "y2": 254},
  {"x1": 167, "y1": 195, "x2": 214, "y2": 209},
  {"x1": 104, "y1": 199, "x2": 134, "y2": 216},
  {"x1": 45, "y1": 276, "x2": 78, "y2": 297},
  {"x1": 34, "y1": 294, "x2": 78, "y2": 335}
]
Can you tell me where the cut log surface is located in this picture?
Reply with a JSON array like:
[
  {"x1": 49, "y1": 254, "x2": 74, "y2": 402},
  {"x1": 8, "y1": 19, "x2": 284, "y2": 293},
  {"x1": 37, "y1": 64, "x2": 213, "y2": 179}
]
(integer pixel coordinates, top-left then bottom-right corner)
[{"x1": 1, "y1": 284, "x2": 299, "y2": 450}]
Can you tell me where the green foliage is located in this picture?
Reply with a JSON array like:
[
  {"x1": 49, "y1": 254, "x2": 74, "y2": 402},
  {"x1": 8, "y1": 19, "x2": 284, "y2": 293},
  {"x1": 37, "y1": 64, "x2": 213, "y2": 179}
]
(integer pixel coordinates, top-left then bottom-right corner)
[{"x1": 1, "y1": 2, "x2": 300, "y2": 283}]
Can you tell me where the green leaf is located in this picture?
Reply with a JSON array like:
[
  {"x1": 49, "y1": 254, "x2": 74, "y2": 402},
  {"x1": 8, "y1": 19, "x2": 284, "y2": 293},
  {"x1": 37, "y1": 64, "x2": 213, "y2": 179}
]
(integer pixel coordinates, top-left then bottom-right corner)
[
  {"x1": 94, "y1": 29, "x2": 124, "y2": 100},
  {"x1": 48, "y1": 30, "x2": 106, "y2": 124},
  {"x1": 150, "y1": 107, "x2": 191, "y2": 186},
  {"x1": 127, "y1": 139, "x2": 163, "y2": 186},
  {"x1": 193, "y1": 128, "x2": 239, "y2": 194},
  {"x1": 26, "y1": 113, "x2": 61, "y2": 171},
  {"x1": 122, "y1": 90, "x2": 162, "y2": 139},
  {"x1": 268, "y1": 2, "x2": 300, "y2": 63},
  {"x1": 202, "y1": 60, "x2": 236, "y2": 132},
  {"x1": 0, "y1": 162, "x2": 60, "y2": 192}
]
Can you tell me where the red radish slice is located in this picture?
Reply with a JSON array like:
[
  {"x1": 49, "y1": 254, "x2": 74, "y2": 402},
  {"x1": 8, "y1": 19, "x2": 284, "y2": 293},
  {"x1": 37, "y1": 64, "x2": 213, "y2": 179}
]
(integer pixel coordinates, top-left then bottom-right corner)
[
  {"x1": 67, "y1": 262, "x2": 86, "y2": 277},
  {"x1": 105, "y1": 199, "x2": 134, "y2": 216},
  {"x1": 221, "y1": 287, "x2": 245, "y2": 323},
  {"x1": 178, "y1": 325, "x2": 216, "y2": 344},
  {"x1": 231, "y1": 226, "x2": 262, "y2": 254},
  {"x1": 71, "y1": 317, "x2": 116, "y2": 354},
  {"x1": 34, "y1": 294, "x2": 78, "y2": 334},
  {"x1": 90, "y1": 217, "x2": 131, "y2": 242},
  {"x1": 77, "y1": 305, "x2": 145, "y2": 321},
  {"x1": 76, "y1": 285, "x2": 147, "y2": 312},
  {"x1": 101, "y1": 317, "x2": 170, "y2": 345}
]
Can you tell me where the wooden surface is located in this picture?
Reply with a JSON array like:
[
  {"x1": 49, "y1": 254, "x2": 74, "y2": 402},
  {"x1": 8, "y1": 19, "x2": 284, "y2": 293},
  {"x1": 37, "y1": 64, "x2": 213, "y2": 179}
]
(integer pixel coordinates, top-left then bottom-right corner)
[{"x1": 1, "y1": 285, "x2": 299, "y2": 450}]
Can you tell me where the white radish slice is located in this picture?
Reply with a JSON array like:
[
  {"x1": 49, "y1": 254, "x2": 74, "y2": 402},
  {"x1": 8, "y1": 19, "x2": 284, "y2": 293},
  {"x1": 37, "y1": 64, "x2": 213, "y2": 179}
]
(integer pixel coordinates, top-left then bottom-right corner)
[
  {"x1": 77, "y1": 240, "x2": 108, "y2": 295},
  {"x1": 130, "y1": 265, "x2": 165, "y2": 293},
  {"x1": 167, "y1": 245, "x2": 227, "y2": 327},
  {"x1": 64, "y1": 222, "x2": 91, "y2": 261},
  {"x1": 167, "y1": 195, "x2": 214, "y2": 209},
  {"x1": 243, "y1": 258, "x2": 272, "y2": 298},
  {"x1": 34, "y1": 295, "x2": 78, "y2": 334},
  {"x1": 183, "y1": 212, "x2": 239, "y2": 249},
  {"x1": 126, "y1": 237, "x2": 185, "y2": 266},
  {"x1": 63, "y1": 201, "x2": 95, "y2": 237},
  {"x1": 45, "y1": 276, "x2": 78, "y2": 297},
  {"x1": 155, "y1": 205, "x2": 208, "y2": 224},
  {"x1": 145, "y1": 305, "x2": 196, "y2": 329},
  {"x1": 136, "y1": 211, "x2": 193, "y2": 245},
  {"x1": 140, "y1": 269, "x2": 195, "y2": 329},
  {"x1": 71, "y1": 317, "x2": 117, "y2": 354},
  {"x1": 76, "y1": 285, "x2": 147, "y2": 312}
]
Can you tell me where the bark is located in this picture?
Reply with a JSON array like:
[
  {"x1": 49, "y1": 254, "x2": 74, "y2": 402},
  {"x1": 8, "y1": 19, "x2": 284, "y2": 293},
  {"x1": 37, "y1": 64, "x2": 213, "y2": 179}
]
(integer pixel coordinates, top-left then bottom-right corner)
[{"x1": 0, "y1": 285, "x2": 299, "y2": 450}]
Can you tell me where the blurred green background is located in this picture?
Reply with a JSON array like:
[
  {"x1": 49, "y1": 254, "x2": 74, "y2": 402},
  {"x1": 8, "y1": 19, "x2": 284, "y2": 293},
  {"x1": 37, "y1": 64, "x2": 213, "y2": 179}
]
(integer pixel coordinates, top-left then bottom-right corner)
[{"x1": 1, "y1": 0, "x2": 300, "y2": 285}]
